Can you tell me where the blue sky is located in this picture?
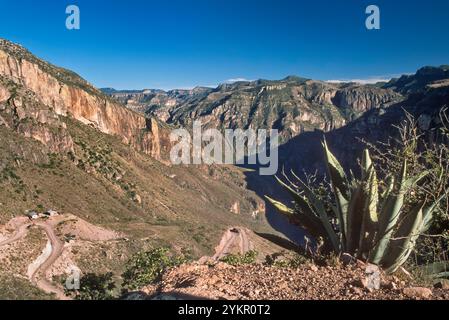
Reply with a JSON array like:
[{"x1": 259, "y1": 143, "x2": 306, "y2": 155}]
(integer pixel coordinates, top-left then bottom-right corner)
[{"x1": 1, "y1": 0, "x2": 449, "y2": 90}]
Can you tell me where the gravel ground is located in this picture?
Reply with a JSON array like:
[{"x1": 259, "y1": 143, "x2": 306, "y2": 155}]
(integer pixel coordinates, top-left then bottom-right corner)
[{"x1": 141, "y1": 262, "x2": 449, "y2": 300}]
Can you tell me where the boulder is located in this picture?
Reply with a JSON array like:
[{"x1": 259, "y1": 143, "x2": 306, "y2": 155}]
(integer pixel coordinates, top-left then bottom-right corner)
[{"x1": 365, "y1": 264, "x2": 381, "y2": 290}]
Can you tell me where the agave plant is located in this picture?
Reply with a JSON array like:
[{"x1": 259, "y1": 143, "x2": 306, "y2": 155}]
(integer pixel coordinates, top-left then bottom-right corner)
[{"x1": 266, "y1": 141, "x2": 448, "y2": 273}]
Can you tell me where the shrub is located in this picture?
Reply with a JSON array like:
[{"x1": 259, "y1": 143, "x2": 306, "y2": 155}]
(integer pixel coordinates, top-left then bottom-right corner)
[
  {"x1": 121, "y1": 248, "x2": 188, "y2": 291},
  {"x1": 220, "y1": 250, "x2": 258, "y2": 266},
  {"x1": 264, "y1": 252, "x2": 309, "y2": 268},
  {"x1": 363, "y1": 110, "x2": 449, "y2": 234},
  {"x1": 66, "y1": 272, "x2": 117, "y2": 300},
  {"x1": 364, "y1": 110, "x2": 449, "y2": 275}
]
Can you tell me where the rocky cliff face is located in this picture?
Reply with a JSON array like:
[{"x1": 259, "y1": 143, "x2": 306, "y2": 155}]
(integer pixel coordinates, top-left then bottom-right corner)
[
  {"x1": 0, "y1": 75, "x2": 75, "y2": 154},
  {"x1": 331, "y1": 86, "x2": 400, "y2": 115},
  {"x1": 0, "y1": 39, "x2": 163, "y2": 159},
  {"x1": 106, "y1": 77, "x2": 402, "y2": 143},
  {"x1": 275, "y1": 67, "x2": 449, "y2": 176}
]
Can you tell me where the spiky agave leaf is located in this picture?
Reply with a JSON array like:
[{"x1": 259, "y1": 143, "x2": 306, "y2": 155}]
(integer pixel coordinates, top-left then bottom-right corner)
[
  {"x1": 369, "y1": 160, "x2": 408, "y2": 265},
  {"x1": 400, "y1": 191, "x2": 449, "y2": 274},
  {"x1": 420, "y1": 190, "x2": 449, "y2": 233},
  {"x1": 402, "y1": 170, "x2": 431, "y2": 191},
  {"x1": 264, "y1": 196, "x2": 295, "y2": 220},
  {"x1": 322, "y1": 139, "x2": 350, "y2": 249},
  {"x1": 265, "y1": 195, "x2": 335, "y2": 252},
  {"x1": 361, "y1": 149, "x2": 373, "y2": 181},
  {"x1": 273, "y1": 176, "x2": 329, "y2": 241},
  {"x1": 346, "y1": 184, "x2": 364, "y2": 253},
  {"x1": 322, "y1": 140, "x2": 349, "y2": 193},
  {"x1": 380, "y1": 176, "x2": 395, "y2": 207},
  {"x1": 289, "y1": 172, "x2": 341, "y2": 252},
  {"x1": 382, "y1": 201, "x2": 425, "y2": 273},
  {"x1": 334, "y1": 187, "x2": 349, "y2": 249},
  {"x1": 357, "y1": 158, "x2": 379, "y2": 259},
  {"x1": 390, "y1": 191, "x2": 449, "y2": 274},
  {"x1": 370, "y1": 161, "x2": 431, "y2": 265}
]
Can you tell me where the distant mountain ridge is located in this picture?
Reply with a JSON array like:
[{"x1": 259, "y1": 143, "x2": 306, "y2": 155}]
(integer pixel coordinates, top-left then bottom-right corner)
[
  {"x1": 384, "y1": 65, "x2": 449, "y2": 94},
  {"x1": 101, "y1": 86, "x2": 213, "y2": 116},
  {"x1": 103, "y1": 76, "x2": 403, "y2": 143}
]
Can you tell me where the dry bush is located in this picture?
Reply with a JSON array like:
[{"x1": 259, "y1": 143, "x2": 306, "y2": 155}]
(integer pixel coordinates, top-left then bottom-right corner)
[
  {"x1": 362, "y1": 108, "x2": 449, "y2": 233},
  {"x1": 361, "y1": 108, "x2": 449, "y2": 277}
]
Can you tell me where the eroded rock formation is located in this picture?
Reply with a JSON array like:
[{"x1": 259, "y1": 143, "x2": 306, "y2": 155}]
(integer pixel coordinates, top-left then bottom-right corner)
[{"x1": 0, "y1": 39, "x2": 163, "y2": 159}]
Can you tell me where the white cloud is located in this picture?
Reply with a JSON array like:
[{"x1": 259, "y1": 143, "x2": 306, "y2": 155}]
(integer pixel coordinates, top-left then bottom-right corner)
[
  {"x1": 326, "y1": 77, "x2": 392, "y2": 85},
  {"x1": 225, "y1": 78, "x2": 254, "y2": 83},
  {"x1": 326, "y1": 73, "x2": 412, "y2": 85}
]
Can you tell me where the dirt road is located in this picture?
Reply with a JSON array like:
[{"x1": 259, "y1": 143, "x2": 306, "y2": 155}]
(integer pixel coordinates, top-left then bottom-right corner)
[
  {"x1": 212, "y1": 227, "x2": 253, "y2": 261},
  {"x1": 0, "y1": 223, "x2": 30, "y2": 247},
  {"x1": 0, "y1": 219, "x2": 69, "y2": 300},
  {"x1": 31, "y1": 222, "x2": 69, "y2": 300}
]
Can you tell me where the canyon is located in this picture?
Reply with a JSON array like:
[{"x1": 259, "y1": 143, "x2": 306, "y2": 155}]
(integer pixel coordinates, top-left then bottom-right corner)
[
  {"x1": 1, "y1": 37, "x2": 449, "y2": 299},
  {"x1": 0, "y1": 38, "x2": 275, "y2": 299},
  {"x1": 103, "y1": 77, "x2": 403, "y2": 144}
]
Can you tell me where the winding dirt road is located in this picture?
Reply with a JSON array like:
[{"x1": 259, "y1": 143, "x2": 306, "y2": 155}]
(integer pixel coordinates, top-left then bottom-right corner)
[
  {"x1": 0, "y1": 219, "x2": 70, "y2": 300},
  {"x1": 31, "y1": 222, "x2": 69, "y2": 300}
]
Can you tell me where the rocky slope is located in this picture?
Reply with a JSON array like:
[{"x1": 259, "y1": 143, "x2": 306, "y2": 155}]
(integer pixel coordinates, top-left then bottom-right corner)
[
  {"x1": 0, "y1": 39, "x2": 164, "y2": 160},
  {"x1": 105, "y1": 77, "x2": 402, "y2": 143},
  {"x1": 139, "y1": 260, "x2": 448, "y2": 300},
  {"x1": 0, "y1": 37, "x2": 271, "y2": 237}
]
